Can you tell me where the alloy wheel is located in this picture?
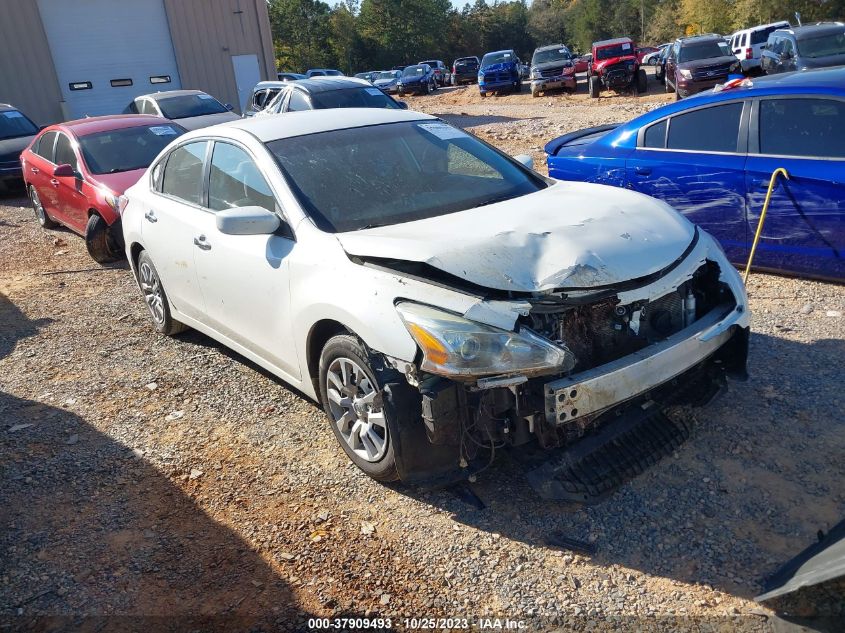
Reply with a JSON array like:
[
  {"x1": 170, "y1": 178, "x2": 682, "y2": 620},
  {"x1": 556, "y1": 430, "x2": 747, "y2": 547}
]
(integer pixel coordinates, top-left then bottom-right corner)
[
  {"x1": 139, "y1": 261, "x2": 165, "y2": 325},
  {"x1": 325, "y1": 357, "x2": 388, "y2": 463}
]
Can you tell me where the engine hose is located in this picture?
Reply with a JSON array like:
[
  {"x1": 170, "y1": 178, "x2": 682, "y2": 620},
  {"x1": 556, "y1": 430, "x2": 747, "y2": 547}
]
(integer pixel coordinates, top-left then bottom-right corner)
[{"x1": 744, "y1": 167, "x2": 790, "y2": 284}]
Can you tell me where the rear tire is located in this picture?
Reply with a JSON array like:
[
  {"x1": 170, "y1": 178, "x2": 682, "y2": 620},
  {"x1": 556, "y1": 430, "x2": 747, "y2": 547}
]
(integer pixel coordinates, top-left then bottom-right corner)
[
  {"x1": 319, "y1": 334, "x2": 399, "y2": 482},
  {"x1": 479, "y1": 90, "x2": 487, "y2": 97},
  {"x1": 136, "y1": 250, "x2": 187, "y2": 336},
  {"x1": 29, "y1": 185, "x2": 57, "y2": 229},
  {"x1": 531, "y1": 86, "x2": 539, "y2": 98},
  {"x1": 85, "y1": 214, "x2": 123, "y2": 264},
  {"x1": 589, "y1": 75, "x2": 600, "y2": 98}
]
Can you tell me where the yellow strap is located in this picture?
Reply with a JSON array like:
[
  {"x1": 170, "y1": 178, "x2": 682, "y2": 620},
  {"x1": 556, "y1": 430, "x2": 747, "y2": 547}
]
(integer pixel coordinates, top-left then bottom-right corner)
[{"x1": 743, "y1": 167, "x2": 790, "y2": 284}]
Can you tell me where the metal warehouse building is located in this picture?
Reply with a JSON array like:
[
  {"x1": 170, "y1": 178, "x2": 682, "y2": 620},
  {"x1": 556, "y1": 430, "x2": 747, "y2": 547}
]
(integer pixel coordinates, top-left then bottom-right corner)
[{"x1": 0, "y1": 0, "x2": 276, "y2": 124}]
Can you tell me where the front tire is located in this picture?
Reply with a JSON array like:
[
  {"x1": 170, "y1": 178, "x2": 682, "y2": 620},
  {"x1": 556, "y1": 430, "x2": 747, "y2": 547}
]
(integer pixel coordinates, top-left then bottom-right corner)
[
  {"x1": 589, "y1": 75, "x2": 600, "y2": 98},
  {"x1": 136, "y1": 250, "x2": 187, "y2": 336},
  {"x1": 29, "y1": 185, "x2": 57, "y2": 229},
  {"x1": 85, "y1": 214, "x2": 123, "y2": 264},
  {"x1": 319, "y1": 335, "x2": 399, "y2": 482}
]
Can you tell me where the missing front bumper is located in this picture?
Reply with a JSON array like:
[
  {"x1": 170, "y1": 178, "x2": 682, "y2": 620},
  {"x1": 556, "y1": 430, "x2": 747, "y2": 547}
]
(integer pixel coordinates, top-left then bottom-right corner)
[{"x1": 544, "y1": 303, "x2": 744, "y2": 426}]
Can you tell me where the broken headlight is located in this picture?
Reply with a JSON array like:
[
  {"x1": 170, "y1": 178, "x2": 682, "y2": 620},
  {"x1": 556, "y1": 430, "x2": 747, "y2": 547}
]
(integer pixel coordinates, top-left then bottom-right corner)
[{"x1": 396, "y1": 302, "x2": 575, "y2": 378}]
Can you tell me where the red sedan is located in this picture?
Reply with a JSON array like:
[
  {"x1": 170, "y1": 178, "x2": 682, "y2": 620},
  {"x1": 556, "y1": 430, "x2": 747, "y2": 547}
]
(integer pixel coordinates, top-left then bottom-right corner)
[{"x1": 21, "y1": 115, "x2": 185, "y2": 263}]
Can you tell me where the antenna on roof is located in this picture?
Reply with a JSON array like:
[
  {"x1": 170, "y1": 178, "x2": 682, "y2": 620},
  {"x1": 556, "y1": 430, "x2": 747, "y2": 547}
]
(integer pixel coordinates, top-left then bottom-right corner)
[{"x1": 795, "y1": 11, "x2": 802, "y2": 26}]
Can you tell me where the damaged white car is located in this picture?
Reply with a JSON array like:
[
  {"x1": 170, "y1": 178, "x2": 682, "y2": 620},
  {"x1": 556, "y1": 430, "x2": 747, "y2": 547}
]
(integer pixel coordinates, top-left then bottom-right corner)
[{"x1": 121, "y1": 109, "x2": 750, "y2": 498}]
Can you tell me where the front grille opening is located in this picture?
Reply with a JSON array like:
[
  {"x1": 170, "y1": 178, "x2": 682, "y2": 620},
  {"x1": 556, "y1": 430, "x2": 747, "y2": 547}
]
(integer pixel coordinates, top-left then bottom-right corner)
[{"x1": 523, "y1": 261, "x2": 732, "y2": 373}]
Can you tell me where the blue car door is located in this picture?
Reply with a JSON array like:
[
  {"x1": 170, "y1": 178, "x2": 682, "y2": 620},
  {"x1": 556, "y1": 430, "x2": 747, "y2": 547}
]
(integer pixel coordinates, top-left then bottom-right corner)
[
  {"x1": 744, "y1": 96, "x2": 845, "y2": 280},
  {"x1": 624, "y1": 100, "x2": 750, "y2": 264}
]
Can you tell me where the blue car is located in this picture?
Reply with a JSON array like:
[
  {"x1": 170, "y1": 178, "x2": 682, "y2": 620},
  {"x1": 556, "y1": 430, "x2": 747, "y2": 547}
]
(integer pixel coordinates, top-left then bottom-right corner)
[
  {"x1": 478, "y1": 49, "x2": 522, "y2": 96},
  {"x1": 545, "y1": 68, "x2": 845, "y2": 281}
]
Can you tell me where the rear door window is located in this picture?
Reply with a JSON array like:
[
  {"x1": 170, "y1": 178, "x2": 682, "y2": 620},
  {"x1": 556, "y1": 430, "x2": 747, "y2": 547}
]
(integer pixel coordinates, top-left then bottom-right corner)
[
  {"x1": 759, "y1": 98, "x2": 845, "y2": 158},
  {"x1": 35, "y1": 131, "x2": 58, "y2": 161},
  {"x1": 667, "y1": 103, "x2": 743, "y2": 153},
  {"x1": 160, "y1": 141, "x2": 208, "y2": 205}
]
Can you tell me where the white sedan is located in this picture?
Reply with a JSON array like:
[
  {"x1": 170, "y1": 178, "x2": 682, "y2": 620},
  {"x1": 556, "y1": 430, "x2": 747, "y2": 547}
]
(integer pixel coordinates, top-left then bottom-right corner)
[{"x1": 121, "y1": 108, "x2": 750, "y2": 490}]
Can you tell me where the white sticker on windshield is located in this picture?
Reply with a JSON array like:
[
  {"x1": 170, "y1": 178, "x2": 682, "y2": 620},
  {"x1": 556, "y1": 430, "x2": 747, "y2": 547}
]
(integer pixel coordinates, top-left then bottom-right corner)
[
  {"x1": 149, "y1": 126, "x2": 177, "y2": 136},
  {"x1": 418, "y1": 122, "x2": 467, "y2": 140},
  {"x1": 559, "y1": 49, "x2": 567, "y2": 53},
  {"x1": 365, "y1": 87, "x2": 383, "y2": 96},
  {"x1": 3, "y1": 111, "x2": 24, "y2": 119},
  {"x1": 622, "y1": 43, "x2": 631, "y2": 50},
  {"x1": 503, "y1": 53, "x2": 511, "y2": 58},
  {"x1": 197, "y1": 94, "x2": 213, "y2": 100}
]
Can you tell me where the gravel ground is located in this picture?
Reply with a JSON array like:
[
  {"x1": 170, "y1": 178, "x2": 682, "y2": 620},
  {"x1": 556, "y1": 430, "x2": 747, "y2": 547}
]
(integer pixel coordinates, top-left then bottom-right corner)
[{"x1": 1, "y1": 79, "x2": 844, "y2": 632}]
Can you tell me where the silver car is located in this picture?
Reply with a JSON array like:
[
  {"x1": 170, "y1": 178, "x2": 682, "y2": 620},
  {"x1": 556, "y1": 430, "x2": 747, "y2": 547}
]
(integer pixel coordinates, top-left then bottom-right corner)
[{"x1": 125, "y1": 90, "x2": 240, "y2": 131}]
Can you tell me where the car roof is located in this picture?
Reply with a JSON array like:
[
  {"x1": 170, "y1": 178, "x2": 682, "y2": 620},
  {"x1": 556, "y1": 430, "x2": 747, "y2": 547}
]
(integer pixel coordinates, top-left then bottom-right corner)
[
  {"x1": 733, "y1": 20, "x2": 790, "y2": 34},
  {"x1": 534, "y1": 44, "x2": 567, "y2": 52},
  {"x1": 54, "y1": 114, "x2": 174, "y2": 137},
  {"x1": 483, "y1": 49, "x2": 515, "y2": 56},
  {"x1": 140, "y1": 90, "x2": 210, "y2": 101},
  {"x1": 254, "y1": 81, "x2": 290, "y2": 90},
  {"x1": 593, "y1": 37, "x2": 633, "y2": 47},
  {"x1": 677, "y1": 34, "x2": 723, "y2": 44},
  {"x1": 0, "y1": 103, "x2": 24, "y2": 113},
  {"x1": 191, "y1": 108, "x2": 435, "y2": 143},
  {"x1": 287, "y1": 77, "x2": 372, "y2": 92},
  {"x1": 779, "y1": 23, "x2": 845, "y2": 39}
]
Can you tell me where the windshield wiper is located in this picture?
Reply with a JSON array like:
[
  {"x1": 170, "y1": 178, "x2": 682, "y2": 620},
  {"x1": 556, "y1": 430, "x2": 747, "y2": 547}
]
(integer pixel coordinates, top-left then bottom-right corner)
[
  {"x1": 357, "y1": 222, "x2": 389, "y2": 230},
  {"x1": 478, "y1": 194, "x2": 518, "y2": 207}
]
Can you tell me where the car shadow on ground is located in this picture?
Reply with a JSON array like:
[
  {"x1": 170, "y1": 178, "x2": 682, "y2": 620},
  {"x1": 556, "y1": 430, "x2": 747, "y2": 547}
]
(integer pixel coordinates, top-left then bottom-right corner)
[
  {"x1": 399, "y1": 331, "x2": 845, "y2": 603},
  {"x1": 0, "y1": 293, "x2": 313, "y2": 631}
]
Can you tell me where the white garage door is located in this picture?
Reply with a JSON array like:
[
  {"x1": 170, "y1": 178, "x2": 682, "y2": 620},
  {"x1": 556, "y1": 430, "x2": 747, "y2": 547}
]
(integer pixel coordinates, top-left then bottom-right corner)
[{"x1": 37, "y1": 0, "x2": 182, "y2": 119}]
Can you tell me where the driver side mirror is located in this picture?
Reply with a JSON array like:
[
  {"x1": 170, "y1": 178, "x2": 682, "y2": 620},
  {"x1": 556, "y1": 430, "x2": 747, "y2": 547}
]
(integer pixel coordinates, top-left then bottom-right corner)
[
  {"x1": 513, "y1": 154, "x2": 534, "y2": 170},
  {"x1": 224, "y1": 103, "x2": 235, "y2": 111},
  {"x1": 52, "y1": 164, "x2": 76, "y2": 178},
  {"x1": 216, "y1": 206, "x2": 282, "y2": 236}
]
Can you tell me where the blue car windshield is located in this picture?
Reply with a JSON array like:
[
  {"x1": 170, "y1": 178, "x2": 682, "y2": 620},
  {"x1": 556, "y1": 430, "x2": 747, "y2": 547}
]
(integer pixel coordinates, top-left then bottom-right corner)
[
  {"x1": 403, "y1": 66, "x2": 426, "y2": 77},
  {"x1": 481, "y1": 52, "x2": 513, "y2": 66},
  {"x1": 266, "y1": 120, "x2": 546, "y2": 233},
  {"x1": 798, "y1": 31, "x2": 845, "y2": 58},
  {"x1": 0, "y1": 110, "x2": 38, "y2": 140}
]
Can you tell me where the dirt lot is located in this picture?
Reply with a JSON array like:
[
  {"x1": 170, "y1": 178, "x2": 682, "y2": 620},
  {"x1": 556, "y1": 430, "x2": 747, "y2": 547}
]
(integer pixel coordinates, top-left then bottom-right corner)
[{"x1": 1, "y1": 77, "x2": 844, "y2": 632}]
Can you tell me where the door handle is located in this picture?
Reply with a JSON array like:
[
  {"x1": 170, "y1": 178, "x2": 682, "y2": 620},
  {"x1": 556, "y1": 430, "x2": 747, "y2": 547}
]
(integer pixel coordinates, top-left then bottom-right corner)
[
  {"x1": 30, "y1": 167, "x2": 40, "y2": 174},
  {"x1": 635, "y1": 166, "x2": 652, "y2": 176},
  {"x1": 50, "y1": 179, "x2": 60, "y2": 186},
  {"x1": 193, "y1": 235, "x2": 211, "y2": 251},
  {"x1": 144, "y1": 211, "x2": 158, "y2": 223}
]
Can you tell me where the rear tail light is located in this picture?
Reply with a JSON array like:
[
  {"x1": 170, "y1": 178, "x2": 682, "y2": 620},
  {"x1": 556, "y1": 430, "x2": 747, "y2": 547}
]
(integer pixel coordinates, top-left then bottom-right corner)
[{"x1": 745, "y1": 47, "x2": 753, "y2": 59}]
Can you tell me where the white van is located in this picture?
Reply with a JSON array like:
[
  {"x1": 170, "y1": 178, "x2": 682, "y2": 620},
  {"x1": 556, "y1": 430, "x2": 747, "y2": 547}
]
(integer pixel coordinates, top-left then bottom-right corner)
[{"x1": 730, "y1": 21, "x2": 790, "y2": 72}]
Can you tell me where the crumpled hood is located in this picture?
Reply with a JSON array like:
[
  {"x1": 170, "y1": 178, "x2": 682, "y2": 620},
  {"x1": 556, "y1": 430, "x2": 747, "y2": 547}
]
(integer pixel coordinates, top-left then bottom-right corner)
[
  {"x1": 336, "y1": 181, "x2": 696, "y2": 293},
  {"x1": 89, "y1": 168, "x2": 147, "y2": 195},
  {"x1": 594, "y1": 56, "x2": 636, "y2": 71}
]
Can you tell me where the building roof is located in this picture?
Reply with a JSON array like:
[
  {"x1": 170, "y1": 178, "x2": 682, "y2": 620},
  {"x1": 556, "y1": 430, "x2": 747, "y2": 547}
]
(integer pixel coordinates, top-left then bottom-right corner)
[
  {"x1": 57, "y1": 114, "x2": 174, "y2": 137},
  {"x1": 207, "y1": 108, "x2": 435, "y2": 143}
]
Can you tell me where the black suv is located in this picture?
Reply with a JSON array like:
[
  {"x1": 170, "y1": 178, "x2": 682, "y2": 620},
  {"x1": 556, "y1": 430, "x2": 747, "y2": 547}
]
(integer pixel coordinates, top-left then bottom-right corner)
[
  {"x1": 665, "y1": 34, "x2": 739, "y2": 99},
  {"x1": 451, "y1": 56, "x2": 480, "y2": 85},
  {"x1": 761, "y1": 23, "x2": 845, "y2": 74}
]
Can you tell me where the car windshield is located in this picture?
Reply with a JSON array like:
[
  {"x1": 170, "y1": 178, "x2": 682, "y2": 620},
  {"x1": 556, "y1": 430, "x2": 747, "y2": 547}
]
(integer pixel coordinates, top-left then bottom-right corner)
[
  {"x1": 596, "y1": 43, "x2": 633, "y2": 59},
  {"x1": 311, "y1": 88, "x2": 401, "y2": 109},
  {"x1": 481, "y1": 52, "x2": 513, "y2": 66},
  {"x1": 266, "y1": 120, "x2": 546, "y2": 233},
  {"x1": 78, "y1": 124, "x2": 184, "y2": 175},
  {"x1": 156, "y1": 94, "x2": 227, "y2": 119},
  {"x1": 0, "y1": 110, "x2": 39, "y2": 139},
  {"x1": 403, "y1": 65, "x2": 426, "y2": 77},
  {"x1": 678, "y1": 41, "x2": 732, "y2": 62},
  {"x1": 376, "y1": 71, "x2": 400, "y2": 80},
  {"x1": 798, "y1": 31, "x2": 845, "y2": 58},
  {"x1": 532, "y1": 48, "x2": 571, "y2": 64}
]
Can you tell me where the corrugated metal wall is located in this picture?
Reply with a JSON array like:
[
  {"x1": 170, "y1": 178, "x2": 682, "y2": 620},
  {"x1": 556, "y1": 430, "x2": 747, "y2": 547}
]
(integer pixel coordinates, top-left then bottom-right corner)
[
  {"x1": 0, "y1": 0, "x2": 64, "y2": 125},
  {"x1": 163, "y1": 0, "x2": 276, "y2": 113}
]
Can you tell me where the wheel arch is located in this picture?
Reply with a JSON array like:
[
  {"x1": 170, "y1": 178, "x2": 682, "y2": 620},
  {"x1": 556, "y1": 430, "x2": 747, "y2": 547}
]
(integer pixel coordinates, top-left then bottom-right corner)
[
  {"x1": 129, "y1": 242, "x2": 145, "y2": 273},
  {"x1": 306, "y1": 319, "x2": 351, "y2": 396}
]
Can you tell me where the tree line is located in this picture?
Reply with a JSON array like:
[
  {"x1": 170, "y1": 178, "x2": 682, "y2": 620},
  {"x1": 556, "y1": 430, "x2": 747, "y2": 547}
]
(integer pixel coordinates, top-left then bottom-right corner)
[{"x1": 270, "y1": 0, "x2": 845, "y2": 73}]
